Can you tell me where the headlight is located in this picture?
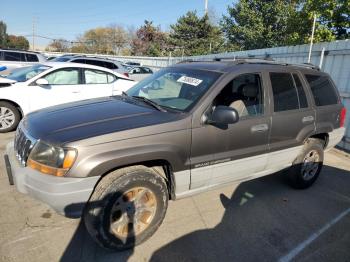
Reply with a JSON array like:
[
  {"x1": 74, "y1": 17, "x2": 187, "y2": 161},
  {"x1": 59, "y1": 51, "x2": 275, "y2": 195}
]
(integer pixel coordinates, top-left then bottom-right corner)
[{"x1": 27, "y1": 141, "x2": 77, "y2": 177}]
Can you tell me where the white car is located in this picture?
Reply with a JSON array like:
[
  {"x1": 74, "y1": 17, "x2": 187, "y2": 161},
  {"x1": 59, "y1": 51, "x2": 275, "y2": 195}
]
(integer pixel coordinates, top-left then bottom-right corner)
[
  {"x1": 0, "y1": 62, "x2": 135, "y2": 132},
  {"x1": 0, "y1": 49, "x2": 47, "y2": 75}
]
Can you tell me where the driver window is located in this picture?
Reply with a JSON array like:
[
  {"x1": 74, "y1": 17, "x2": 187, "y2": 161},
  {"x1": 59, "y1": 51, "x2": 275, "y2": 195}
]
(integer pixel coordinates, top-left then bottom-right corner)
[
  {"x1": 44, "y1": 68, "x2": 79, "y2": 85},
  {"x1": 214, "y1": 73, "x2": 264, "y2": 118}
]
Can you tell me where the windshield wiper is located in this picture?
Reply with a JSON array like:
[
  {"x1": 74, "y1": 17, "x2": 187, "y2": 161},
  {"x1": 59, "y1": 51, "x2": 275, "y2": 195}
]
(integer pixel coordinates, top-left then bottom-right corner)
[{"x1": 131, "y1": 96, "x2": 167, "y2": 112}]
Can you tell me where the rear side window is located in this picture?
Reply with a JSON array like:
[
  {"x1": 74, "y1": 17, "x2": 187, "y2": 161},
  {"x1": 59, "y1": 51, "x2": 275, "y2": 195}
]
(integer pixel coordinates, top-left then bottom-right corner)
[
  {"x1": 270, "y1": 73, "x2": 299, "y2": 112},
  {"x1": 4, "y1": 51, "x2": 24, "y2": 61},
  {"x1": 105, "y1": 62, "x2": 118, "y2": 69},
  {"x1": 25, "y1": 53, "x2": 38, "y2": 62},
  {"x1": 292, "y1": 74, "x2": 308, "y2": 108},
  {"x1": 84, "y1": 69, "x2": 116, "y2": 84},
  {"x1": 71, "y1": 59, "x2": 86, "y2": 64},
  {"x1": 85, "y1": 59, "x2": 105, "y2": 68},
  {"x1": 305, "y1": 74, "x2": 338, "y2": 106}
]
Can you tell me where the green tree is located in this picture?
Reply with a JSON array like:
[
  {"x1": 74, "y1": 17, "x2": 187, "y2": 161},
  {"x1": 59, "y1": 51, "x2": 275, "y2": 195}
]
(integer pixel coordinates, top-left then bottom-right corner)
[
  {"x1": 169, "y1": 11, "x2": 226, "y2": 56},
  {"x1": 131, "y1": 20, "x2": 168, "y2": 56},
  {"x1": 287, "y1": 0, "x2": 349, "y2": 44},
  {"x1": 7, "y1": 35, "x2": 29, "y2": 50},
  {"x1": 0, "y1": 21, "x2": 8, "y2": 48},
  {"x1": 221, "y1": 0, "x2": 347, "y2": 49},
  {"x1": 221, "y1": 0, "x2": 294, "y2": 50}
]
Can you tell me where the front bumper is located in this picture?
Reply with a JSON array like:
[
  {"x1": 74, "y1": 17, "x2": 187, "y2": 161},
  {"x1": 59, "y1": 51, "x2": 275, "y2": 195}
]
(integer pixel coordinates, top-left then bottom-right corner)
[{"x1": 4, "y1": 142, "x2": 100, "y2": 218}]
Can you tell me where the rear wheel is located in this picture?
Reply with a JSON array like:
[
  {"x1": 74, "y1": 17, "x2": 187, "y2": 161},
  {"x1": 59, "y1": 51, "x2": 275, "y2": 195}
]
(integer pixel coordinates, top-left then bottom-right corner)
[
  {"x1": 0, "y1": 102, "x2": 21, "y2": 133},
  {"x1": 84, "y1": 165, "x2": 168, "y2": 250},
  {"x1": 287, "y1": 138, "x2": 324, "y2": 189}
]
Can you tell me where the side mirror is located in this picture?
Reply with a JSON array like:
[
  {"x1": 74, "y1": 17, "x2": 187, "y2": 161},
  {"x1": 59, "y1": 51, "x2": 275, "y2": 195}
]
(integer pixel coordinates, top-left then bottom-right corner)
[
  {"x1": 35, "y1": 78, "x2": 49, "y2": 86},
  {"x1": 207, "y1": 106, "x2": 239, "y2": 125}
]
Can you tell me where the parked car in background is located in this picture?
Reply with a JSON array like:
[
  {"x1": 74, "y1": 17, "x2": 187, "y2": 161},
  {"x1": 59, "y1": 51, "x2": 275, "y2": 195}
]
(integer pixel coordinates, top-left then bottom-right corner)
[
  {"x1": 52, "y1": 55, "x2": 129, "y2": 77},
  {"x1": 128, "y1": 66, "x2": 153, "y2": 81},
  {"x1": 4, "y1": 59, "x2": 346, "y2": 250},
  {"x1": 0, "y1": 49, "x2": 47, "y2": 75},
  {"x1": 0, "y1": 62, "x2": 134, "y2": 132},
  {"x1": 123, "y1": 61, "x2": 141, "y2": 66}
]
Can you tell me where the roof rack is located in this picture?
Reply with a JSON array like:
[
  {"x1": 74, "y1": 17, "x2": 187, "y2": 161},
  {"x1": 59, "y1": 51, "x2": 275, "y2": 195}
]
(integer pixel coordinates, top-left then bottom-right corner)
[{"x1": 177, "y1": 56, "x2": 320, "y2": 71}]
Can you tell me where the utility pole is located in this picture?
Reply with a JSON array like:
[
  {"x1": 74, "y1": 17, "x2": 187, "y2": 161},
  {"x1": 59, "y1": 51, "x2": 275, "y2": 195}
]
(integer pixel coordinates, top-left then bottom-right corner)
[
  {"x1": 32, "y1": 17, "x2": 36, "y2": 51},
  {"x1": 307, "y1": 14, "x2": 317, "y2": 63},
  {"x1": 204, "y1": 0, "x2": 208, "y2": 15}
]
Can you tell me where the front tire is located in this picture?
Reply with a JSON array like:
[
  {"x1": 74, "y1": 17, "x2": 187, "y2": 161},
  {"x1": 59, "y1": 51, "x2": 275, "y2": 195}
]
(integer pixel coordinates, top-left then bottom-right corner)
[
  {"x1": 287, "y1": 138, "x2": 324, "y2": 189},
  {"x1": 0, "y1": 102, "x2": 21, "y2": 133},
  {"x1": 84, "y1": 165, "x2": 168, "y2": 250}
]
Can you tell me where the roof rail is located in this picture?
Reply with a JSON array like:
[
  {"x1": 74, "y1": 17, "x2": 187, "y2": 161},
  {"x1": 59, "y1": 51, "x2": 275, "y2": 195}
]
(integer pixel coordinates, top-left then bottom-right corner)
[
  {"x1": 0, "y1": 48, "x2": 41, "y2": 54},
  {"x1": 176, "y1": 56, "x2": 320, "y2": 71}
]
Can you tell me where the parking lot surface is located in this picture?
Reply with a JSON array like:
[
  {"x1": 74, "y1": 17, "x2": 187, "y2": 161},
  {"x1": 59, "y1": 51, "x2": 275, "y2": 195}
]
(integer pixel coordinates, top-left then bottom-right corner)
[{"x1": 0, "y1": 132, "x2": 349, "y2": 262}]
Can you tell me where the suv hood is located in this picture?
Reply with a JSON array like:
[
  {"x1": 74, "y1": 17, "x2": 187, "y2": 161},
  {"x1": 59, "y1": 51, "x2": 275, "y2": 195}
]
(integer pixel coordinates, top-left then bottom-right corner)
[{"x1": 22, "y1": 96, "x2": 183, "y2": 144}]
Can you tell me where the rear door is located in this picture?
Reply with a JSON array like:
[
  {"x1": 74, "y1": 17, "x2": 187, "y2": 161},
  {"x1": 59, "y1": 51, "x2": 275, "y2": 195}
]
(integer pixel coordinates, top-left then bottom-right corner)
[
  {"x1": 81, "y1": 68, "x2": 114, "y2": 99},
  {"x1": 267, "y1": 70, "x2": 316, "y2": 170}
]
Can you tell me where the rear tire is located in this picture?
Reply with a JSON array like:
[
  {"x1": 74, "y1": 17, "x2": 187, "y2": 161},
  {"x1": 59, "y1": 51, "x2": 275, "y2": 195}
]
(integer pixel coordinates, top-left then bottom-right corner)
[
  {"x1": 84, "y1": 165, "x2": 168, "y2": 250},
  {"x1": 0, "y1": 102, "x2": 21, "y2": 133},
  {"x1": 287, "y1": 138, "x2": 324, "y2": 189}
]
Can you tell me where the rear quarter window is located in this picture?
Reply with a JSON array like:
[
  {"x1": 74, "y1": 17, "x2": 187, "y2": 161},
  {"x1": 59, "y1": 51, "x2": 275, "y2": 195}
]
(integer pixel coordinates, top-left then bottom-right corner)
[
  {"x1": 25, "y1": 53, "x2": 39, "y2": 62},
  {"x1": 305, "y1": 74, "x2": 339, "y2": 106}
]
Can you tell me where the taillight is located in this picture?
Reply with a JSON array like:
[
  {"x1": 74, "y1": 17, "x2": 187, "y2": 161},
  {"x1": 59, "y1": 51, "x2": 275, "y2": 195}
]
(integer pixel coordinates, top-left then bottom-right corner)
[
  {"x1": 340, "y1": 107, "x2": 346, "y2": 127},
  {"x1": 123, "y1": 73, "x2": 129, "y2": 78}
]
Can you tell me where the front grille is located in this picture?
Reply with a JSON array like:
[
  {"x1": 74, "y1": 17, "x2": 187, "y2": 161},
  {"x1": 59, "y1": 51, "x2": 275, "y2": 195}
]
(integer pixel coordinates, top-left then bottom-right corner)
[{"x1": 14, "y1": 126, "x2": 37, "y2": 166}]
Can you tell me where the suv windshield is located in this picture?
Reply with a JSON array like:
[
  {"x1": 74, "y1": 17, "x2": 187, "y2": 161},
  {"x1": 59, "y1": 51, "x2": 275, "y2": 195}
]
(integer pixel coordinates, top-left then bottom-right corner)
[
  {"x1": 6, "y1": 64, "x2": 51, "y2": 82},
  {"x1": 126, "y1": 68, "x2": 221, "y2": 111}
]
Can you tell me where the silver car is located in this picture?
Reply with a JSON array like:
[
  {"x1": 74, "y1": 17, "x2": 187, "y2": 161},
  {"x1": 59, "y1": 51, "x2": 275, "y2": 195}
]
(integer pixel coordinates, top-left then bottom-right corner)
[
  {"x1": 128, "y1": 66, "x2": 153, "y2": 81},
  {"x1": 0, "y1": 49, "x2": 47, "y2": 75},
  {"x1": 53, "y1": 55, "x2": 130, "y2": 77}
]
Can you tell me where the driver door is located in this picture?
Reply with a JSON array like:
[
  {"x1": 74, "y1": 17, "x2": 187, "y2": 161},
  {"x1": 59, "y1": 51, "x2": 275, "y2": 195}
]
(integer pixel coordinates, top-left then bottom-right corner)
[
  {"x1": 28, "y1": 67, "x2": 83, "y2": 112},
  {"x1": 190, "y1": 72, "x2": 270, "y2": 189}
]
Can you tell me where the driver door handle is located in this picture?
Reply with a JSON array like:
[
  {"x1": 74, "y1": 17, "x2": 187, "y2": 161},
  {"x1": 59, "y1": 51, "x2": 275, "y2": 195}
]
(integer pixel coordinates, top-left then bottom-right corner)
[{"x1": 251, "y1": 124, "x2": 269, "y2": 133}]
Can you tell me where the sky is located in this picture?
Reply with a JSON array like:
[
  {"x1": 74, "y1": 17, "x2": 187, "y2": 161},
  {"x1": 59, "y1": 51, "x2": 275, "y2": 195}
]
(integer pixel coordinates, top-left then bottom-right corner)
[{"x1": 1, "y1": 0, "x2": 234, "y2": 50}]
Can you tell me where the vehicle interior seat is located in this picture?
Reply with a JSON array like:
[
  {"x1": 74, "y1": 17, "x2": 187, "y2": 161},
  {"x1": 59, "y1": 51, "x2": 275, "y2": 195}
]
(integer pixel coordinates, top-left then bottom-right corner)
[{"x1": 229, "y1": 83, "x2": 259, "y2": 117}]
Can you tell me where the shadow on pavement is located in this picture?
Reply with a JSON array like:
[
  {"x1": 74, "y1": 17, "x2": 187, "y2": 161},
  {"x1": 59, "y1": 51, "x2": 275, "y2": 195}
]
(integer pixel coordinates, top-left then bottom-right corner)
[
  {"x1": 60, "y1": 192, "x2": 136, "y2": 262},
  {"x1": 60, "y1": 165, "x2": 350, "y2": 261},
  {"x1": 150, "y1": 165, "x2": 350, "y2": 262}
]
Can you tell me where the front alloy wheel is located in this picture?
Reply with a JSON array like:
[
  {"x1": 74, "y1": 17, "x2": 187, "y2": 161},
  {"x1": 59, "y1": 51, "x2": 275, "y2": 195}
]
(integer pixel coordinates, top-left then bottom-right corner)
[
  {"x1": 0, "y1": 102, "x2": 21, "y2": 133},
  {"x1": 84, "y1": 165, "x2": 168, "y2": 250},
  {"x1": 110, "y1": 187, "x2": 157, "y2": 239}
]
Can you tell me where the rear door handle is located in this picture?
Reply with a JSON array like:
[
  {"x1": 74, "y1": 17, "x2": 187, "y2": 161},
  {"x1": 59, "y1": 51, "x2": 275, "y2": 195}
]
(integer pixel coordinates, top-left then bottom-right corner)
[
  {"x1": 251, "y1": 124, "x2": 269, "y2": 133},
  {"x1": 302, "y1": 116, "x2": 314, "y2": 123}
]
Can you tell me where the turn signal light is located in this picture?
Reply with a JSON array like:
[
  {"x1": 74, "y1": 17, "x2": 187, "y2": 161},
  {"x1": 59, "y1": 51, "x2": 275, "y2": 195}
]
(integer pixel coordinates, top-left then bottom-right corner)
[{"x1": 27, "y1": 158, "x2": 68, "y2": 177}]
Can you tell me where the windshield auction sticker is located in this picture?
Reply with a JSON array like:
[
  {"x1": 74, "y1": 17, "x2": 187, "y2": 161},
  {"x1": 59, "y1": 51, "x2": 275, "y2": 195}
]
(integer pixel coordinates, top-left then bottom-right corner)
[{"x1": 177, "y1": 76, "x2": 203, "y2": 86}]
